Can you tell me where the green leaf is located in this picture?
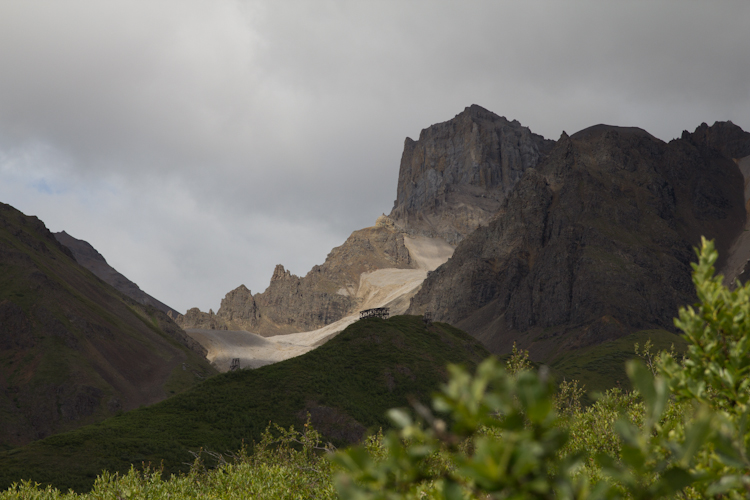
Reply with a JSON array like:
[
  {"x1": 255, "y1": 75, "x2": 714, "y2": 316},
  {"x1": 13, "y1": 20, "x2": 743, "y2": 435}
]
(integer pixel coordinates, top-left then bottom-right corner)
[
  {"x1": 712, "y1": 432, "x2": 747, "y2": 469},
  {"x1": 658, "y1": 467, "x2": 693, "y2": 494},
  {"x1": 386, "y1": 408, "x2": 412, "y2": 429},
  {"x1": 614, "y1": 418, "x2": 639, "y2": 447},
  {"x1": 706, "y1": 474, "x2": 746, "y2": 496},
  {"x1": 441, "y1": 479, "x2": 464, "y2": 500},
  {"x1": 626, "y1": 360, "x2": 668, "y2": 426},
  {"x1": 619, "y1": 444, "x2": 646, "y2": 473},
  {"x1": 676, "y1": 410, "x2": 712, "y2": 465},
  {"x1": 596, "y1": 452, "x2": 632, "y2": 485}
]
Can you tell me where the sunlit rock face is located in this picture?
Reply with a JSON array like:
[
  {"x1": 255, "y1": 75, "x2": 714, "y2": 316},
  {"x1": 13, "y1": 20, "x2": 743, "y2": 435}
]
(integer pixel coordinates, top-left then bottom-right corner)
[
  {"x1": 389, "y1": 104, "x2": 554, "y2": 245},
  {"x1": 179, "y1": 224, "x2": 419, "y2": 336}
]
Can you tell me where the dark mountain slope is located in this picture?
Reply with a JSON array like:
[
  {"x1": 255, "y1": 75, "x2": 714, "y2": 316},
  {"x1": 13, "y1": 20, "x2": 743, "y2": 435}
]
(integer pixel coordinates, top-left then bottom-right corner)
[
  {"x1": 687, "y1": 120, "x2": 750, "y2": 159},
  {"x1": 0, "y1": 315, "x2": 489, "y2": 492},
  {"x1": 0, "y1": 203, "x2": 215, "y2": 448},
  {"x1": 408, "y1": 122, "x2": 747, "y2": 360},
  {"x1": 54, "y1": 231, "x2": 178, "y2": 316}
]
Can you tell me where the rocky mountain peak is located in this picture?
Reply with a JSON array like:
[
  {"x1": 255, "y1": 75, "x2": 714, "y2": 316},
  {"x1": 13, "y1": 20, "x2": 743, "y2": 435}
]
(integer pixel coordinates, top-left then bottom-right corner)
[
  {"x1": 271, "y1": 264, "x2": 294, "y2": 282},
  {"x1": 178, "y1": 307, "x2": 227, "y2": 330},
  {"x1": 681, "y1": 121, "x2": 750, "y2": 159},
  {"x1": 217, "y1": 285, "x2": 257, "y2": 324},
  {"x1": 389, "y1": 105, "x2": 555, "y2": 244},
  {"x1": 570, "y1": 124, "x2": 657, "y2": 142},
  {"x1": 177, "y1": 220, "x2": 422, "y2": 336}
]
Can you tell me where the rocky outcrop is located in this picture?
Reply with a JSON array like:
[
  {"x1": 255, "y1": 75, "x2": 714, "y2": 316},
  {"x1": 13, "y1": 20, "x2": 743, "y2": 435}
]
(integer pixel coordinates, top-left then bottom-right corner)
[
  {"x1": 177, "y1": 307, "x2": 227, "y2": 331},
  {"x1": 216, "y1": 284, "x2": 258, "y2": 325},
  {"x1": 249, "y1": 262, "x2": 354, "y2": 334},
  {"x1": 389, "y1": 104, "x2": 554, "y2": 244},
  {"x1": 408, "y1": 122, "x2": 747, "y2": 359},
  {"x1": 179, "y1": 223, "x2": 418, "y2": 335},
  {"x1": 54, "y1": 231, "x2": 179, "y2": 316},
  {"x1": 686, "y1": 121, "x2": 750, "y2": 159}
]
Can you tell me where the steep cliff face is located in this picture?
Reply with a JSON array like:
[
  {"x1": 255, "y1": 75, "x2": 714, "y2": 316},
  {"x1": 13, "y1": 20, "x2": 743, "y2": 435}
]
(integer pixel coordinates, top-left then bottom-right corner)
[
  {"x1": 389, "y1": 104, "x2": 554, "y2": 244},
  {"x1": 216, "y1": 285, "x2": 257, "y2": 325},
  {"x1": 54, "y1": 231, "x2": 178, "y2": 316},
  {"x1": 179, "y1": 108, "x2": 748, "y2": 358},
  {"x1": 706, "y1": 121, "x2": 750, "y2": 284},
  {"x1": 177, "y1": 221, "x2": 418, "y2": 335},
  {"x1": 408, "y1": 122, "x2": 747, "y2": 359}
]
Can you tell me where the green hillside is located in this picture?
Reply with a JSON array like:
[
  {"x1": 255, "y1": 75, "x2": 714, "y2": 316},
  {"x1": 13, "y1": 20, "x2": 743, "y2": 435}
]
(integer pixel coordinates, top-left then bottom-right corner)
[
  {"x1": 548, "y1": 328, "x2": 688, "y2": 402},
  {"x1": 0, "y1": 315, "x2": 489, "y2": 492},
  {"x1": 0, "y1": 202, "x2": 216, "y2": 449}
]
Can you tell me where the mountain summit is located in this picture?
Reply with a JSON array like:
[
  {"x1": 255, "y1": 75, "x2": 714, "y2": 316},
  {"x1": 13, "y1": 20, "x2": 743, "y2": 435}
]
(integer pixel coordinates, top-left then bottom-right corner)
[{"x1": 389, "y1": 104, "x2": 554, "y2": 244}]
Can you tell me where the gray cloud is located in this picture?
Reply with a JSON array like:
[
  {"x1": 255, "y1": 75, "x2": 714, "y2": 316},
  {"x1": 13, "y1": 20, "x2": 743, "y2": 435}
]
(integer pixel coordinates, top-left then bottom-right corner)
[{"x1": 1, "y1": 0, "x2": 748, "y2": 312}]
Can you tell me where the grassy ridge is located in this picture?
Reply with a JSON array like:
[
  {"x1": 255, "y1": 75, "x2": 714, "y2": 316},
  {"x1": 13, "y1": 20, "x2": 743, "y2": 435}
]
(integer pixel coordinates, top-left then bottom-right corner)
[
  {"x1": 0, "y1": 315, "x2": 489, "y2": 492},
  {"x1": 548, "y1": 329, "x2": 687, "y2": 402}
]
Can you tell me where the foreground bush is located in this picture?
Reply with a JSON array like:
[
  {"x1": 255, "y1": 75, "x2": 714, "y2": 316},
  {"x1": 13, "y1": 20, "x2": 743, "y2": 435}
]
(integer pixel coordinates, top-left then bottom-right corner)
[
  {"x1": 0, "y1": 422, "x2": 337, "y2": 500},
  {"x1": 333, "y1": 238, "x2": 749, "y2": 499}
]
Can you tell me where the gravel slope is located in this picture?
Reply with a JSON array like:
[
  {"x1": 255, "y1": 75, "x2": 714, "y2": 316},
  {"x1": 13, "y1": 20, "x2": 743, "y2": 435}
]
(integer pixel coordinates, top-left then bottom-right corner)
[{"x1": 186, "y1": 234, "x2": 454, "y2": 371}]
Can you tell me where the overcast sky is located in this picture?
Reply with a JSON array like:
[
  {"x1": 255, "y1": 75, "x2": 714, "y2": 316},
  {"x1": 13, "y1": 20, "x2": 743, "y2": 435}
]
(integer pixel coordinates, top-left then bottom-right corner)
[{"x1": 1, "y1": 1, "x2": 748, "y2": 314}]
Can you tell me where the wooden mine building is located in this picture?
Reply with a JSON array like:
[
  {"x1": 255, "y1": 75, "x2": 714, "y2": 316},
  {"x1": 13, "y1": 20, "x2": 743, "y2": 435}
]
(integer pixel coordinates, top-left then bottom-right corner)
[{"x1": 359, "y1": 307, "x2": 390, "y2": 320}]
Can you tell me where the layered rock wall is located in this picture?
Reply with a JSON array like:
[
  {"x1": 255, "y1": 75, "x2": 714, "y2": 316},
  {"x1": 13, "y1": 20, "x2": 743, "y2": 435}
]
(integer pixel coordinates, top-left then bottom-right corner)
[
  {"x1": 408, "y1": 122, "x2": 748, "y2": 357},
  {"x1": 389, "y1": 104, "x2": 554, "y2": 243}
]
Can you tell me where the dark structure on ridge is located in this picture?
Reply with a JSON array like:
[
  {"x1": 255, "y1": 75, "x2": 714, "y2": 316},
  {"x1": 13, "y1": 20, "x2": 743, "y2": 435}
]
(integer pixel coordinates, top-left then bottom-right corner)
[{"x1": 359, "y1": 308, "x2": 390, "y2": 320}]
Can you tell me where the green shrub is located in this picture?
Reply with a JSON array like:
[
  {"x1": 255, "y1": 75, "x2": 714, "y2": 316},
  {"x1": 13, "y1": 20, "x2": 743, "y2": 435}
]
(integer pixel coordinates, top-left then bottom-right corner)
[
  {"x1": 332, "y1": 238, "x2": 749, "y2": 499},
  {"x1": 0, "y1": 419, "x2": 337, "y2": 500}
]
